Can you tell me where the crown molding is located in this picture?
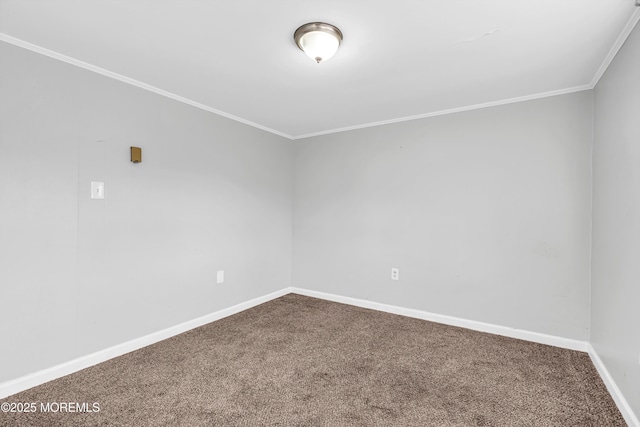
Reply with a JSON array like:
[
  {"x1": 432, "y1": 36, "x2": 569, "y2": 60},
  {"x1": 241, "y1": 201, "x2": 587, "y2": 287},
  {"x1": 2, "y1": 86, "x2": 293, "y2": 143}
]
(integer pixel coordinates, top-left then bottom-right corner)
[
  {"x1": 0, "y1": 33, "x2": 294, "y2": 140},
  {"x1": 291, "y1": 85, "x2": 593, "y2": 140},
  {"x1": 590, "y1": 7, "x2": 640, "y2": 88},
  {"x1": 3, "y1": 4, "x2": 640, "y2": 143}
]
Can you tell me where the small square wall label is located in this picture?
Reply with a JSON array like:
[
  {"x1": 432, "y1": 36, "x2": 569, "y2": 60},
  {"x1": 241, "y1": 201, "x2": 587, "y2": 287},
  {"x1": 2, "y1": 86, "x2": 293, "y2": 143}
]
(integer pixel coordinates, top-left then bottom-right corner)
[{"x1": 91, "y1": 182, "x2": 105, "y2": 199}]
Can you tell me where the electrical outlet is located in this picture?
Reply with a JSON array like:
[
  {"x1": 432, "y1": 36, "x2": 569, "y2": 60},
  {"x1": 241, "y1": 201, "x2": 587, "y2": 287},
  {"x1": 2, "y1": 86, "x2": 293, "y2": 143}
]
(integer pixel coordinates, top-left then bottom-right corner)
[
  {"x1": 216, "y1": 270, "x2": 224, "y2": 284},
  {"x1": 391, "y1": 268, "x2": 399, "y2": 281}
]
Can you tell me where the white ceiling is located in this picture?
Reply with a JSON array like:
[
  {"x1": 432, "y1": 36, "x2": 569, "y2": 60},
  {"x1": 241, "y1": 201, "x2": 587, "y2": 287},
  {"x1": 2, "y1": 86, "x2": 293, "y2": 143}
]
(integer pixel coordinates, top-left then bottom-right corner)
[{"x1": 1, "y1": 0, "x2": 639, "y2": 139}]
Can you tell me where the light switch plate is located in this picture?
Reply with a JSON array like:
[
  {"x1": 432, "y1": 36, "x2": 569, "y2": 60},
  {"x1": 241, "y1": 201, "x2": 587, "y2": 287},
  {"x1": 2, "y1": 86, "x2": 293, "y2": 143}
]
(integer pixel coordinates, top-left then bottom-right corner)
[
  {"x1": 216, "y1": 270, "x2": 224, "y2": 284},
  {"x1": 91, "y1": 182, "x2": 104, "y2": 199}
]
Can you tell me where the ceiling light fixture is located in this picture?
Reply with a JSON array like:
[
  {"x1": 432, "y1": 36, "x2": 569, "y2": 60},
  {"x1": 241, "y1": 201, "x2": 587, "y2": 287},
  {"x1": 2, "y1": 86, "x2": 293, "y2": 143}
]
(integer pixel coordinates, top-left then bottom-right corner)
[{"x1": 294, "y1": 22, "x2": 343, "y2": 64}]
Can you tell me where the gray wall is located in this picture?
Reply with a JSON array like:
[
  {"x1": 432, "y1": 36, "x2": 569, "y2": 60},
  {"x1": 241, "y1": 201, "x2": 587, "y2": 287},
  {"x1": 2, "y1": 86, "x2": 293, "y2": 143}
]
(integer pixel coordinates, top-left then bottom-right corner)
[
  {"x1": 592, "y1": 23, "x2": 640, "y2": 416},
  {"x1": 0, "y1": 41, "x2": 294, "y2": 382},
  {"x1": 293, "y1": 92, "x2": 593, "y2": 340}
]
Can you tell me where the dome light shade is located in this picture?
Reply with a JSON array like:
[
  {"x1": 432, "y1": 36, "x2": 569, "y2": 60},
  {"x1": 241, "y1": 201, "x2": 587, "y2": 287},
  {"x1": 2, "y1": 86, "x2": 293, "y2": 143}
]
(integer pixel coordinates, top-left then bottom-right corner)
[{"x1": 294, "y1": 22, "x2": 343, "y2": 63}]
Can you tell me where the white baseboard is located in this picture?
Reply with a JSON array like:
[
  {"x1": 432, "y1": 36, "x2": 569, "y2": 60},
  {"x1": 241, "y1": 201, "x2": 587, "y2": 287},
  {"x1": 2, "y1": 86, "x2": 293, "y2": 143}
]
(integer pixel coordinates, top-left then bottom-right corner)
[
  {"x1": 291, "y1": 287, "x2": 640, "y2": 423},
  {"x1": 0, "y1": 287, "x2": 290, "y2": 399},
  {"x1": 3, "y1": 285, "x2": 637, "y2": 426},
  {"x1": 289, "y1": 287, "x2": 589, "y2": 352},
  {"x1": 588, "y1": 345, "x2": 640, "y2": 427}
]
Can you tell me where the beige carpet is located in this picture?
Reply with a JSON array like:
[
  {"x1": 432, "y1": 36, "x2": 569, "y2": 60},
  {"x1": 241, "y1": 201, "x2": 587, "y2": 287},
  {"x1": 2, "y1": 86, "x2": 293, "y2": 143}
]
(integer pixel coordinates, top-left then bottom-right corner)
[{"x1": 0, "y1": 294, "x2": 625, "y2": 426}]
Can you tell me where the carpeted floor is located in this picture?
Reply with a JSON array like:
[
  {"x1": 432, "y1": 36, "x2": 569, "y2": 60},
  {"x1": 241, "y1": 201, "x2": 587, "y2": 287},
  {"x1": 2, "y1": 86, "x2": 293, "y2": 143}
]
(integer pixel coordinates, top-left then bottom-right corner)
[{"x1": 0, "y1": 293, "x2": 626, "y2": 426}]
